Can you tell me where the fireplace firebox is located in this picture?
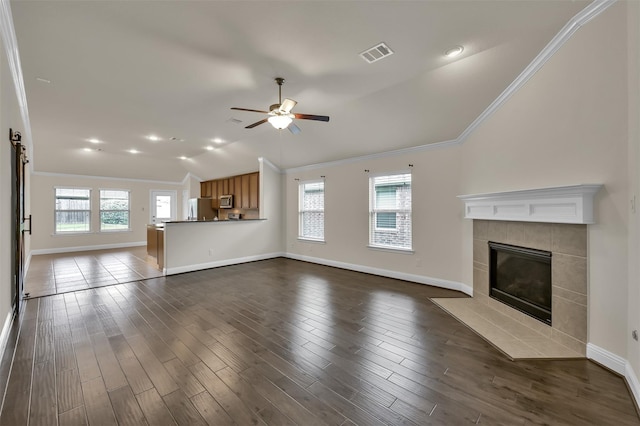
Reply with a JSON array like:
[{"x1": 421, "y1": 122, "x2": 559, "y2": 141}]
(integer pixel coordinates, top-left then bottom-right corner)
[{"x1": 488, "y1": 241, "x2": 552, "y2": 324}]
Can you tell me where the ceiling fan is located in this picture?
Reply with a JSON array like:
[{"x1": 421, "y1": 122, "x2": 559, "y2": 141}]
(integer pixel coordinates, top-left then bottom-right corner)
[{"x1": 231, "y1": 77, "x2": 330, "y2": 134}]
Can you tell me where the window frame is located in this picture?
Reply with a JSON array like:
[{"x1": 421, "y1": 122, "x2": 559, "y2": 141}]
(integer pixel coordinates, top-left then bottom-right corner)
[
  {"x1": 368, "y1": 171, "x2": 413, "y2": 251},
  {"x1": 298, "y1": 179, "x2": 325, "y2": 242},
  {"x1": 99, "y1": 188, "x2": 131, "y2": 232},
  {"x1": 54, "y1": 187, "x2": 92, "y2": 234}
]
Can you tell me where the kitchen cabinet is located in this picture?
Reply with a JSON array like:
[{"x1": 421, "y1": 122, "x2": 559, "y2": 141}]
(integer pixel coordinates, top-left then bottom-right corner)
[
  {"x1": 212, "y1": 180, "x2": 219, "y2": 208},
  {"x1": 147, "y1": 225, "x2": 164, "y2": 269},
  {"x1": 249, "y1": 172, "x2": 259, "y2": 209},
  {"x1": 201, "y1": 181, "x2": 211, "y2": 198},
  {"x1": 234, "y1": 176, "x2": 242, "y2": 207},
  {"x1": 201, "y1": 171, "x2": 259, "y2": 210},
  {"x1": 241, "y1": 174, "x2": 250, "y2": 208},
  {"x1": 217, "y1": 180, "x2": 224, "y2": 199}
]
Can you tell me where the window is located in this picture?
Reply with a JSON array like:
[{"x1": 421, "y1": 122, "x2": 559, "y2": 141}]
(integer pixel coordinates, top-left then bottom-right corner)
[
  {"x1": 100, "y1": 189, "x2": 130, "y2": 231},
  {"x1": 299, "y1": 180, "x2": 325, "y2": 241},
  {"x1": 55, "y1": 188, "x2": 91, "y2": 233},
  {"x1": 369, "y1": 172, "x2": 412, "y2": 250}
]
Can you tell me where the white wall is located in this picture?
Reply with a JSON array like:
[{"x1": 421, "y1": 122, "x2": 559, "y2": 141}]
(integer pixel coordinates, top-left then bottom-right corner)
[
  {"x1": 460, "y1": 1, "x2": 630, "y2": 359},
  {"x1": 0, "y1": 14, "x2": 27, "y2": 331},
  {"x1": 285, "y1": 144, "x2": 468, "y2": 293},
  {"x1": 626, "y1": 0, "x2": 640, "y2": 385},
  {"x1": 283, "y1": 2, "x2": 636, "y2": 365},
  {"x1": 164, "y1": 158, "x2": 283, "y2": 273},
  {"x1": 30, "y1": 173, "x2": 184, "y2": 253}
]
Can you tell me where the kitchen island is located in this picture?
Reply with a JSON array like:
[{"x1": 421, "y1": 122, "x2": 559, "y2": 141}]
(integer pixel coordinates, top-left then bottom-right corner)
[{"x1": 153, "y1": 218, "x2": 280, "y2": 275}]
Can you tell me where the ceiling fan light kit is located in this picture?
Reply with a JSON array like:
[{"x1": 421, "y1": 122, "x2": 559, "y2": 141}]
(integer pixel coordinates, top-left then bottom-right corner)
[
  {"x1": 268, "y1": 114, "x2": 293, "y2": 130},
  {"x1": 231, "y1": 77, "x2": 329, "y2": 133}
]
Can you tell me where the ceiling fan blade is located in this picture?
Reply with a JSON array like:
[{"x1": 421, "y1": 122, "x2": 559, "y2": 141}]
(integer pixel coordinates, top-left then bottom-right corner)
[
  {"x1": 293, "y1": 113, "x2": 330, "y2": 122},
  {"x1": 245, "y1": 118, "x2": 268, "y2": 129},
  {"x1": 231, "y1": 107, "x2": 269, "y2": 114},
  {"x1": 288, "y1": 122, "x2": 301, "y2": 135},
  {"x1": 279, "y1": 98, "x2": 297, "y2": 114}
]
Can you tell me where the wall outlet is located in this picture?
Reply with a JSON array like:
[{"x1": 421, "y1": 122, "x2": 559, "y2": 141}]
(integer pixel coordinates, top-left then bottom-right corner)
[{"x1": 633, "y1": 330, "x2": 638, "y2": 341}]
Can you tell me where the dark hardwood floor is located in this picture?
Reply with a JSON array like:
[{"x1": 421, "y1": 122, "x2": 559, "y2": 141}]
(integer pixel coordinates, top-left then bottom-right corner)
[{"x1": 0, "y1": 258, "x2": 637, "y2": 425}]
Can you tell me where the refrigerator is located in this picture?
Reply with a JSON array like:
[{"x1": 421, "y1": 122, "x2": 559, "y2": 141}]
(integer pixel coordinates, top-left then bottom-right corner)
[{"x1": 188, "y1": 198, "x2": 217, "y2": 221}]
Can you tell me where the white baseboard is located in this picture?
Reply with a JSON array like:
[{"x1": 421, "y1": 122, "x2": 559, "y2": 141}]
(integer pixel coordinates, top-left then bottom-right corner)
[
  {"x1": 586, "y1": 343, "x2": 626, "y2": 375},
  {"x1": 165, "y1": 252, "x2": 286, "y2": 275},
  {"x1": 626, "y1": 362, "x2": 640, "y2": 413},
  {"x1": 0, "y1": 311, "x2": 14, "y2": 363},
  {"x1": 285, "y1": 252, "x2": 473, "y2": 296},
  {"x1": 30, "y1": 241, "x2": 146, "y2": 256},
  {"x1": 587, "y1": 343, "x2": 640, "y2": 410}
]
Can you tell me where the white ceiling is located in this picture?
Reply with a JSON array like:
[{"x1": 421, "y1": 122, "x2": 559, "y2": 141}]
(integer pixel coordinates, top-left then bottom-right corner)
[{"x1": 11, "y1": 0, "x2": 590, "y2": 182}]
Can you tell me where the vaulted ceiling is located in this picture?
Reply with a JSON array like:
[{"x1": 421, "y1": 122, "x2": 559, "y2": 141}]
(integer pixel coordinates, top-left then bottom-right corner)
[{"x1": 11, "y1": 0, "x2": 590, "y2": 182}]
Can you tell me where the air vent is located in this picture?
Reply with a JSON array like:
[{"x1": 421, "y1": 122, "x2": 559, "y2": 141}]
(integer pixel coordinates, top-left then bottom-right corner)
[
  {"x1": 360, "y1": 42, "x2": 394, "y2": 64},
  {"x1": 227, "y1": 118, "x2": 243, "y2": 124}
]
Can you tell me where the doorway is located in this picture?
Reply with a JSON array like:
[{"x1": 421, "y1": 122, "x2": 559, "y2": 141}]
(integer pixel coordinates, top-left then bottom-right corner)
[{"x1": 150, "y1": 190, "x2": 177, "y2": 223}]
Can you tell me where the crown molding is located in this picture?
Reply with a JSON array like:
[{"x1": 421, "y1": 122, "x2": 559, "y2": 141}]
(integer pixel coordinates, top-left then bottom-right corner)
[
  {"x1": 259, "y1": 157, "x2": 282, "y2": 173},
  {"x1": 285, "y1": 0, "x2": 616, "y2": 175},
  {"x1": 284, "y1": 139, "x2": 459, "y2": 174},
  {"x1": 181, "y1": 172, "x2": 203, "y2": 185},
  {"x1": 0, "y1": 0, "x2": 34, "y2": 163},
  {"x1": 456, "y1": 0, "x2": 616, "y2": 144},
  {"x1": 32, "y1": 170, "x2": 184, "y2": 186}
]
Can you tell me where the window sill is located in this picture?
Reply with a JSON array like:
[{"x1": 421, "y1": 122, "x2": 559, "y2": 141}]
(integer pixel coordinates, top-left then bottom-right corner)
[
  {"x1": 99, "y1": 229, "x2": 132, "y2": 233},
  {"x1": 367, "y1": 245, "x2": 414, "y2": 254},
  {"x1": 298, "y1": 237, "x2": 326, "y2": 244}
]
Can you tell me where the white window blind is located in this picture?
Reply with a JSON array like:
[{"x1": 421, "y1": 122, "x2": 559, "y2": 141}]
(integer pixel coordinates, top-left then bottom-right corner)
[
  {"x1": 369, "y1": 173, "x2": 412, "y2": 249},
  {"x1": 299, "y1": 180, "x2": 325, "y2": 241}
]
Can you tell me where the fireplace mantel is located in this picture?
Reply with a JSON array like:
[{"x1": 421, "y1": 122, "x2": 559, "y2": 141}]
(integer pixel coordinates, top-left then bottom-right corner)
[{"x1": 458, "y1": 184, "x2": 603, "y2": 224}]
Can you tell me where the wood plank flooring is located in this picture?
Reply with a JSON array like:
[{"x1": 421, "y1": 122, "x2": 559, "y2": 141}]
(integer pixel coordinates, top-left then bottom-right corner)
[
  {"x1": 1, "y1": 258, "x2": 638, "y2": 425},
  {"x1": 24, "y1": 247, "x2": 162, "y2": 298}
]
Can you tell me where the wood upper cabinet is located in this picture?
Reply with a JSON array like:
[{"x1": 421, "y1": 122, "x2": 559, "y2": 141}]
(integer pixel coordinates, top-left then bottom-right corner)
[
  {"x1": 241, "y1": 174, "x2": 250, "y2": 208},
  {"x1": 234, "y1": 176, "x2": 242, "y2": 206},
  {"x1": 202, "y1": 172, "x2": 259, "y2": 210},
  {"x1": 210, "y1": 180, "x2": 218, "y2": 200},
  {"x1": 201, "y1": 181, "x2": 211, "y2": 198},
  {"x1": 216, "y1": 180, "x2": 224, "y2": 199},
  {"x1": 249, "y1": 172, "x2": 259, "y2": 209}
]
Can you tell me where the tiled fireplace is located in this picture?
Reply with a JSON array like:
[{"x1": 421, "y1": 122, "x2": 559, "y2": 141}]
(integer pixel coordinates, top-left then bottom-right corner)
[
  {"x1": 473, "y1": 219, "x2": 587, "y2": 355},
  {"x1": 433, "y1": 185, "x2": 601, "y2": 359}
]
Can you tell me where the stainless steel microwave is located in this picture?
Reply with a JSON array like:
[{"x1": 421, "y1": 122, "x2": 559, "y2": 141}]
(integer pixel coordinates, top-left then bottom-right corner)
[{"x1": 219, "y1": 194, "x2": 233, "y2": 208}]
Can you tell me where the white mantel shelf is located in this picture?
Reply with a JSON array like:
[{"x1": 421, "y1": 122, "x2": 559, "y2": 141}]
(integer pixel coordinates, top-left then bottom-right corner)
[{"x1": 458, "y1": 184, "x2": 603, "y2": 224}]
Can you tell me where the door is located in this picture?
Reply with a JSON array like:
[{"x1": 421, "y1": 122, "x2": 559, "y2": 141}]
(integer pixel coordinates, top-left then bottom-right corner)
[
  {"x1": 150, "y1": 190, "x2": 177, "y2": 223},
  {"x1": 11, "y1": 130, "x2": 27, "y2": 313}
]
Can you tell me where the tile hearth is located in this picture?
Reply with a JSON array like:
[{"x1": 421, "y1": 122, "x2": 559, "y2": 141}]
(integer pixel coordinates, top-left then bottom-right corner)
[{"x1": 432, "y1": 297, "x2": 583, "y2": 359}]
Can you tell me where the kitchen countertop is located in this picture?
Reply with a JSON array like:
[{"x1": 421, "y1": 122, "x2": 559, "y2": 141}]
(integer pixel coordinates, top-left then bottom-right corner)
[{"x1": 162, "y1": 218, "x2": 267, "y2": 224}]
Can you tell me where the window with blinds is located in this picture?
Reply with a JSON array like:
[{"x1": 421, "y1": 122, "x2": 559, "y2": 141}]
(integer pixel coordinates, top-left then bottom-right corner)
[
  {"x1": 55, "y1": 188, "x2": 91, "y2": 233},
  {"x1": 369, "y1": 173, "x2": 412, "y2": 250},
  {"x1": 299, "y1": 180, "x2": 325, "y2": 241},
  {"x1": 100, "y1": 189, "x2": 131, "y2": 232}
]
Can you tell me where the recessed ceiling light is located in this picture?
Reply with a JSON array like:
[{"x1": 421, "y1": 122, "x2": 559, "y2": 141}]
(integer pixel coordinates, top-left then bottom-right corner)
[
  {"x1": 212, "y1": 138, "x2": 224, "y2": 144},
  {"x1": 179, "y1": 156, "x2": 187, "y2": 160},
  {"x1": 147, "y1": 135, "x2": 161, "y2": 141},
  {"x1": 83, "y1": 147, "x2": 102, "y2": 152},
  {"x1": 128, "y1": 149, "x2": 139, "y2": 154},
  {"x1": 445, "y1": 45, "x2": 464, "y2": 58},
  {"x1": 87, "y1": 138, "x2": 101, "y2": 144},
  {"x1": 205, "y1": 146, "x2": 214, "y2": 151}
]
